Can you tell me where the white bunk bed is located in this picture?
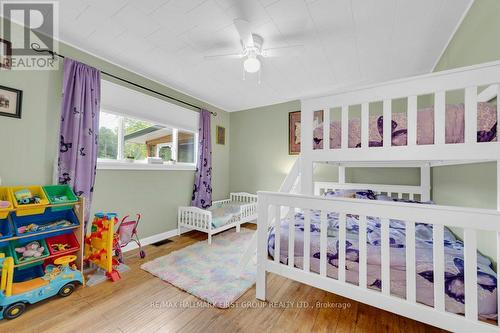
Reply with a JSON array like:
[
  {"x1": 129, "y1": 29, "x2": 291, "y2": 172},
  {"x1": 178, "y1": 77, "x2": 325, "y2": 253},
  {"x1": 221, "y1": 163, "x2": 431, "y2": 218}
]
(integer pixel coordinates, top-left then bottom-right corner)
[
  {"x1": 256, "y1": 61, "x2": 500, "y2": 333},
  {"x1": 178, "y1": 192, "x2": 257, "y2": 244}
]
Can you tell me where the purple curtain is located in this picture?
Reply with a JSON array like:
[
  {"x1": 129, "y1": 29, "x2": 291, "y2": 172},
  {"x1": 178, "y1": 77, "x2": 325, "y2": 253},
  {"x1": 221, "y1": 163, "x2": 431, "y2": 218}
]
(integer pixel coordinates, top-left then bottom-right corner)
[
  {"x1": 191, "y1": 109, "x2": 212, "y2": 208},
  {"x1": 57, "y1": 58, "x2": 101, "y2": 227}
]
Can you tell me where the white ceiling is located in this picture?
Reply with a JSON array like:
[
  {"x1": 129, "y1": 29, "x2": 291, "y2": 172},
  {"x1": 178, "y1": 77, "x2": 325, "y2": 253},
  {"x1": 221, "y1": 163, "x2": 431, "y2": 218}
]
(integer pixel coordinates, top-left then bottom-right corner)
[{"x1": 58, "y1": 0, "x2": 473, "y2": 111}]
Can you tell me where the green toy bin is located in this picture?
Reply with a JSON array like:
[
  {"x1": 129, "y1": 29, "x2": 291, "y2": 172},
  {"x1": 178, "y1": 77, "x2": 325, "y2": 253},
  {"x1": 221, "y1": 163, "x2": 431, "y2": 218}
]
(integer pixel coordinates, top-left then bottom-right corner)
[
  {"x1": 0, "y1": 187, "x2": 13, "y2": 219},
  {"x1": 0, "y1": 243, "x2": 13, "y2": 258},
  {"x1": 9, "y1": 186, "x2": 49, "y2": 217},
  {"x1": 10, "y1": 238, "x2": 49, "y2": 266},
  {"x1": 43, "y1": 185, "x2": 78, "y2": 212}
]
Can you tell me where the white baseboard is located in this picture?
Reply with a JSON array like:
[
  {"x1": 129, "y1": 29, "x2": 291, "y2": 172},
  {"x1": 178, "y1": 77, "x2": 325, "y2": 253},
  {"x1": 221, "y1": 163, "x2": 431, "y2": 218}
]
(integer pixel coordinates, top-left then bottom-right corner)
[
  {"x1": 122, "y1": 228, "x2": 179, "y2": 253},
  {"x1": 122, "y1": 221, "x2": 256, "y2": 253}
]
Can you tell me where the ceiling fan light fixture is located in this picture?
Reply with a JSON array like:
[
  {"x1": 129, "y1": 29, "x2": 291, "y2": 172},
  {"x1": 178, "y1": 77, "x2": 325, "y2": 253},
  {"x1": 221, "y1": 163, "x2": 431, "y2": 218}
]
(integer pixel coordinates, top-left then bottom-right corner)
[{"x1": 244, "y1": 56, "x2": 260, "y2": 73}]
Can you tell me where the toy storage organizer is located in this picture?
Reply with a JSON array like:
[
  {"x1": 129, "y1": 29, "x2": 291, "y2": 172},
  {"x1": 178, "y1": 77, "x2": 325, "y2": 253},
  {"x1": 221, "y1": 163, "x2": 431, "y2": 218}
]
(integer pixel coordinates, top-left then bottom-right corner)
[{"x1": 0, "y1": 185, "x2": 85, "y2": 281}]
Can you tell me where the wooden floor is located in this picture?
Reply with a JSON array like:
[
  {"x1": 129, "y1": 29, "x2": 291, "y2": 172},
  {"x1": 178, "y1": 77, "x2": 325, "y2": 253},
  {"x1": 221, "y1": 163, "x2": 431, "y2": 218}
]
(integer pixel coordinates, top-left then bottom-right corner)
[{"x1": 2, "y1": 224, "x2": 446, "y2": 333}]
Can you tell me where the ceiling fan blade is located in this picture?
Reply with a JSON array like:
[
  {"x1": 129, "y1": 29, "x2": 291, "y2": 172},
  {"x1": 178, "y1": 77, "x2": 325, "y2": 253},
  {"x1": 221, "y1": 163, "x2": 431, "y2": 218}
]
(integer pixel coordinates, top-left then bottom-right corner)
[
  {"x1": 204, "y1": 53, "x2": 244, "y2": 60},
  {"x1": 233, "y1": 18, "x2": 254, "y2": 47},
  {"x1": 262, "y1": 45, "x2": 305, "y2": 57}
]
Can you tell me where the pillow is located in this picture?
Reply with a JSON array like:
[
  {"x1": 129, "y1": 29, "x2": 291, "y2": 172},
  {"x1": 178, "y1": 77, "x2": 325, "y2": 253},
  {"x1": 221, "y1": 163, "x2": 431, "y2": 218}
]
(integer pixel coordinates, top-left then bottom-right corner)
[
  {"x1": 324, "y1": 189, "x2": 375, "y2": 199},
  {"x1": 375, "y1": 194, "x2": 434, "y2": 204}
]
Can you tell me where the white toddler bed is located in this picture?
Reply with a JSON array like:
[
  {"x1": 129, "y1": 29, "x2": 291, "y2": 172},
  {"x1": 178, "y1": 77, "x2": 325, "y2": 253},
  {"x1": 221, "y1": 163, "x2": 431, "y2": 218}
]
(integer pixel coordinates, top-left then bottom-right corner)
[{"x1": 178, "y1": 192, "x2": 257, "y2": 244}]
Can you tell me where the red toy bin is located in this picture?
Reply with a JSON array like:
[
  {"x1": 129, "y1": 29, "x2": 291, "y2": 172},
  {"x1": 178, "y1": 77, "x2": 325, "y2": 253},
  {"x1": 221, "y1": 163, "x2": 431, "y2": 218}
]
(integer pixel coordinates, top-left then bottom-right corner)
[{"x1": 45, "y1": 232, "x2": 79, "y2": 256}]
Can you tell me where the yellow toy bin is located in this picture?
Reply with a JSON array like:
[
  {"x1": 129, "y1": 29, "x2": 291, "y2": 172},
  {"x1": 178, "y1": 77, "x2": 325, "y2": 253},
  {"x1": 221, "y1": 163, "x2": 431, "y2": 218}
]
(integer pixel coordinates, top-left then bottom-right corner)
[
  {"x1": 9, "y1": 186, "x2": 49, "y2": 217},
  {"x1": 0, "y1": 187, "x2": 14, "y2": 219}
]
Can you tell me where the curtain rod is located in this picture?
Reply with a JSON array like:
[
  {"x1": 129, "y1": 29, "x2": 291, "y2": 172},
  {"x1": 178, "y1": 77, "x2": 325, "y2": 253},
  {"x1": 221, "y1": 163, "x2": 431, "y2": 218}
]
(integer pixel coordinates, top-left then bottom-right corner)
[{"x1": 30, "y1": 43, "x2": 217, "y2": 117}]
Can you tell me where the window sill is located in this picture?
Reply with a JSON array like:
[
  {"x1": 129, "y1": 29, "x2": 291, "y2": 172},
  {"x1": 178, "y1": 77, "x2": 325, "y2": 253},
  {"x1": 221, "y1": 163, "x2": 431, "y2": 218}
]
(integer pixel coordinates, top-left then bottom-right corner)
[{"x1": 97, "y1": 160, "x2": 196, "y2": 171}]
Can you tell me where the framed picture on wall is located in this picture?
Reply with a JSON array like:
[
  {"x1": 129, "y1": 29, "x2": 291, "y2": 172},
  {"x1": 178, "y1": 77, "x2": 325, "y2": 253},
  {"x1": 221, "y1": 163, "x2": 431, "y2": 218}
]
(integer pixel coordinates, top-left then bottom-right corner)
[
  {"x1": 0, "y1": 38, "x2": 12, "y2": 70},
  {"x1": 0, "y1": 85, "x2": 22, "y2": 119},
  {"x1": 216, "y1": 126, "x2": 226, "y2": 145},
  {"x1": 288, "y1": 111, "x2": 301, "y2": 155}
]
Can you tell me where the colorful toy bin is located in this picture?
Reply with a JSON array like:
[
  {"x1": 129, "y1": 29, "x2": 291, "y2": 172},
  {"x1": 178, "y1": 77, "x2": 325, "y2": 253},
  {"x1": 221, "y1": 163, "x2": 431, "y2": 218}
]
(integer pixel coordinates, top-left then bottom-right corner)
[
  {"x1": 10, "y1": 238, "x2": 49, "y2": 266},
  {"x1": 0, "y1": 217, "x2": 14, "y2": 244},
  {"x1": 0, "y1": 244, "x2": 13, "y2": 259},
  {"x1": 0, "y1": 187, "x2": 13, "y2": 219},
  {"x1": 11, "y1": 208, "x2": 80, "y2": 237},
  {"x1": 46, "y1": 232, "x2": 79, "y2": 256},
  {"x1": 9, "y1": 186, "x2": 49, "y2": 217},
  {"x1": 43, "y1": 185, "x2": 78, "y2": 212}
]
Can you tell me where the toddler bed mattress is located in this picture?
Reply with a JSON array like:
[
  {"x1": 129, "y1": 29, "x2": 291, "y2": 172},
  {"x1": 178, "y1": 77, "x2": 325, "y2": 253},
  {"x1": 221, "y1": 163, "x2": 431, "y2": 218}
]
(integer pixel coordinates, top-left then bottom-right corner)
[
  {"x1": 267, "y1": 192, "x2": 498, "y2": 320},
  {"x1": 208, "y1": 202, "x2": 246, "y2": 228},
  {"x1": 313, "y1": 102, "x2": 497, "y2": 149}
]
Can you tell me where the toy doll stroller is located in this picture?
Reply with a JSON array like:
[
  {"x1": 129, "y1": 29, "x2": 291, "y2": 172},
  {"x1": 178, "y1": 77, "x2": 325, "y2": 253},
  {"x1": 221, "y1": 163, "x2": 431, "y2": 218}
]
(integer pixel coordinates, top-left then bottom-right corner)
[{"x1": 113, "y1": 214, "x2": 145, "y2": 263}]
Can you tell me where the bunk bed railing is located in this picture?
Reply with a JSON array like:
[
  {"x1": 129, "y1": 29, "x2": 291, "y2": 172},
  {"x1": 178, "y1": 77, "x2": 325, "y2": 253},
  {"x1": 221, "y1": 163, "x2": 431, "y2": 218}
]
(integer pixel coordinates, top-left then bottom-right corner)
[
  {"x1": 300, "y1": 61, "x2": 500, "y2": 167},
  {"x1": 256, "y1": 191, "x2": 500, "y2": 333},
  {"x1": 314, "y1": 182, "x2": 425, "y2": 201}
]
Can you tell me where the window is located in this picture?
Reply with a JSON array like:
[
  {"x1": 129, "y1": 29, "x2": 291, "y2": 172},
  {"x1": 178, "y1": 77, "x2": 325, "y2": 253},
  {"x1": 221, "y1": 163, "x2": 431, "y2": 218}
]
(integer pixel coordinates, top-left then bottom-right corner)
[{"x1": 98, "y1": 111, "x2": 197, "y2": 170}]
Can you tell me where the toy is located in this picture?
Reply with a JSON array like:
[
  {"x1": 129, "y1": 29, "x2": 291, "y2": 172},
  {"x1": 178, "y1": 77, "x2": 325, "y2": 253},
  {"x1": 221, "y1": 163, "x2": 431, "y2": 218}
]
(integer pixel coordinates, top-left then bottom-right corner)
[
  {"x1": 0, "y1": 254, "x2": 84, "y2": 319},
  {"x1": 50, "y1": 243, "x2": 70, "y2": 252},
  {"x1": 52, "y1": 195, "x2": 68, "y2": 203},
  {"x1": 15, "y1": 241, "x2": 45, "y2": 261},
  {"x1": 0, "y1": 201, "x2": 10, "y2": 209},
  {"x1": 14, "y1": 189, "x2": 40, "y2": 205},
  {"x1": 113, "y1": 214, "x2": 145, "y2": 263},
  {"x1": 84, "y1": 213, "x2": 121, "y2": 282},
  {"x1": 16, "y1": 219, "x2": 73, "y2": 234}
]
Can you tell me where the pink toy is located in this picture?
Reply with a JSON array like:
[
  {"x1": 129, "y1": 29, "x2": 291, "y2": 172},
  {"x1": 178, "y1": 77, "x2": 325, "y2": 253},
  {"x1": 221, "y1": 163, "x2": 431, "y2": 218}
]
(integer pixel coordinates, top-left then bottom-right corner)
[{"x1": 15, "y1": 241, "x2": 45, "y2": 259}]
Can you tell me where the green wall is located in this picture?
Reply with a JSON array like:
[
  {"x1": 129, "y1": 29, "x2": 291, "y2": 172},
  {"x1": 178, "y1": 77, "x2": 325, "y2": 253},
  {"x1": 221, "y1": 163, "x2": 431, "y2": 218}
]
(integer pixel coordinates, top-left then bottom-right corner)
[
  {"x1": 229, "y1": 0, "x2": 500, "y2": 259},
  {"x1": 0, "y1": 18, "x2": 230, "y2": 239}
]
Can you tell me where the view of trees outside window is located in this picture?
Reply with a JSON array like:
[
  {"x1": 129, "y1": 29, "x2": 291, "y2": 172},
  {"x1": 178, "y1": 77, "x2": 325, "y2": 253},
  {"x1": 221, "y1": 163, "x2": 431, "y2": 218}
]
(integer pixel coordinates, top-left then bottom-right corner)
[
  {"x1": 98, "y1": 111, "x2": 196, "y2": 165},
  {"x1": 98, "y1": 112, "x2": 120, "y2": 159}
]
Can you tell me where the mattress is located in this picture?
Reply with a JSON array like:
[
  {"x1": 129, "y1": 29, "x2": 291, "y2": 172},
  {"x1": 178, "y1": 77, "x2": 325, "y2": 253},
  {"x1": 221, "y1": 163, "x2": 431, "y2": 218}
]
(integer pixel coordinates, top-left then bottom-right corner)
[
  {"x1": 313, "y1": 102, "x2": 497, "y2": 149},
  {"x1": 267, "y1": 203, "x2": 498, "y2": 319},
  {"x1": 208, "y1": 202, "x2": 244, "y2": 228}
]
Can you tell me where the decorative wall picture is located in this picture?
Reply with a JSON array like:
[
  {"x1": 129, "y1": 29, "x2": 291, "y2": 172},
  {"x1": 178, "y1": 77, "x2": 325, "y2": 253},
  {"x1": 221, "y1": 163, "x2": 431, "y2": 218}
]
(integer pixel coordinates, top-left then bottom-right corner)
[
  {"x1": 216, "y1": 125, "x2": 226, "y2": 145},
  {"x1": 0, "y1": 85, "x2": 22, "y2": 119},
  {"x1": 0, "y1": 38, "x2": 12, "y2": 70},
  {"x1": 288, "y1": 111, "x2": 301, "y2": 155}
]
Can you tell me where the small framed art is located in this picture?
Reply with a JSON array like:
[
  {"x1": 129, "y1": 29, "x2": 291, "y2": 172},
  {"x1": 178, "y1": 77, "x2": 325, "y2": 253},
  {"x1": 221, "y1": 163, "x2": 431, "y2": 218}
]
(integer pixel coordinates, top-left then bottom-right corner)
[{"x1": 0, "y1": 85, "x2": 22, "y2": 119}]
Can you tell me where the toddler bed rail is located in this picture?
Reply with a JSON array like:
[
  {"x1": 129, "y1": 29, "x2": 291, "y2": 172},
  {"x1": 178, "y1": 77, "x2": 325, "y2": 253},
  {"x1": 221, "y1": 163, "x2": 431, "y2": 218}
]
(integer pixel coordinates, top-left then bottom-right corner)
[{"x1": 256, "y1": 191, "x2": 500, "y2": 333}]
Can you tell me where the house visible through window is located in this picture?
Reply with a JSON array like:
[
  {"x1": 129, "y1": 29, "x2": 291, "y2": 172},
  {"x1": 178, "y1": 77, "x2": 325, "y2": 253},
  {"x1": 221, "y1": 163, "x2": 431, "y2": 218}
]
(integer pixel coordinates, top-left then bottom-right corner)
[{"x1": 98, "y1": 111, "x2": 197, "y2": 166}]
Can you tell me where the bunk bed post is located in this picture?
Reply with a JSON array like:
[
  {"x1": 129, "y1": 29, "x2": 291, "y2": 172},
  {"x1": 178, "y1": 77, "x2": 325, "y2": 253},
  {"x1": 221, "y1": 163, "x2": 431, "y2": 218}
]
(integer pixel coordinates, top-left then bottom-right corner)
[
  {"x1": 420, "y1": 163, "x2": 431, "y2": 202},
  {"x1": 383, "y1": 99, "x2": 391, "y2": 147},
  {"x1": 323, "y1": 107, "x2": 330, "y2": 150},
  {"x1": 497, "y1": 159, "x2": 500, "y2": 324},
  {"x1": 338, "y1": 166, "x2": 346, "y2": 184},
  {"x1": 256, "y1": 194, "x2": 268, "y2": 301},
  {"x1": 300, "y1": 103, "x2": 314, "y2": 196}
]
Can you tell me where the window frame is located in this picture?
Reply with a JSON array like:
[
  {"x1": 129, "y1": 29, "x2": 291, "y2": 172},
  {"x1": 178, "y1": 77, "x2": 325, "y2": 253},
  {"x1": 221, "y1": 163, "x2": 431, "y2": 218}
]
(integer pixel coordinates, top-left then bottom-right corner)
[{"x1": 97, "y1": 109, "x2": 198, "y2": 171}]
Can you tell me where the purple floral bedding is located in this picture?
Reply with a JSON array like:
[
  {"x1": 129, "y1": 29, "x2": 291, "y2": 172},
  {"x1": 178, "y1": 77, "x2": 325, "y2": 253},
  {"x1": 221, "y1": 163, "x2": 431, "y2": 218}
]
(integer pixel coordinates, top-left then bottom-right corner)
[
  {"x1": 313, "y1": 102, "x2": 497, "y2": 149},
  {"x1": 267, "y1": 192, "x2": 498, "y2": 319}
]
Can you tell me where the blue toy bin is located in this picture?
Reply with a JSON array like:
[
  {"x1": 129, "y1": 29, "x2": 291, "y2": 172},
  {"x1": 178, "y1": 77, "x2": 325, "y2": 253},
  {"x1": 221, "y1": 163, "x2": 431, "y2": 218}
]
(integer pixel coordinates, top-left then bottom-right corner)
[
  {"x1": 11, "y1": 208, "x2": 80, "y2": 238},
  {"x1": 0, "y1": 217, "x2": 13, "y2": 244},
  {"x1": 14, "y1": 264, "x2": 45, "y2": 282}
]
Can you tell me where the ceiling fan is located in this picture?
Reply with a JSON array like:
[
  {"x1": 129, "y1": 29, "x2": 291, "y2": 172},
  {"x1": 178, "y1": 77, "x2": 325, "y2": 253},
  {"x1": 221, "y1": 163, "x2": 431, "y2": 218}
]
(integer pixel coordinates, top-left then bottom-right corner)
[{"x1": 204, "y1": 19, "x2": 304, "y2": 76}]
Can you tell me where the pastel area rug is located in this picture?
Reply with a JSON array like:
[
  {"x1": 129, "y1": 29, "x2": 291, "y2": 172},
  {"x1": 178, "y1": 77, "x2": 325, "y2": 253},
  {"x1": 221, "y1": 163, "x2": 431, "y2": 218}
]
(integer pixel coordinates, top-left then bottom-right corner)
[{"x1": 141, "y1": 229, "x2": 256, "y2": 308}]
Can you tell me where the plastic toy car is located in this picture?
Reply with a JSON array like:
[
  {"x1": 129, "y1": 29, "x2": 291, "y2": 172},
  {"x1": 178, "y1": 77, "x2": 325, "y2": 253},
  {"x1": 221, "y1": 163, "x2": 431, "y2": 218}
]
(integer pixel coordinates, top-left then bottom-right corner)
[{"x1": 0, "y1": 254, "x2": 84, "y2": 320}]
